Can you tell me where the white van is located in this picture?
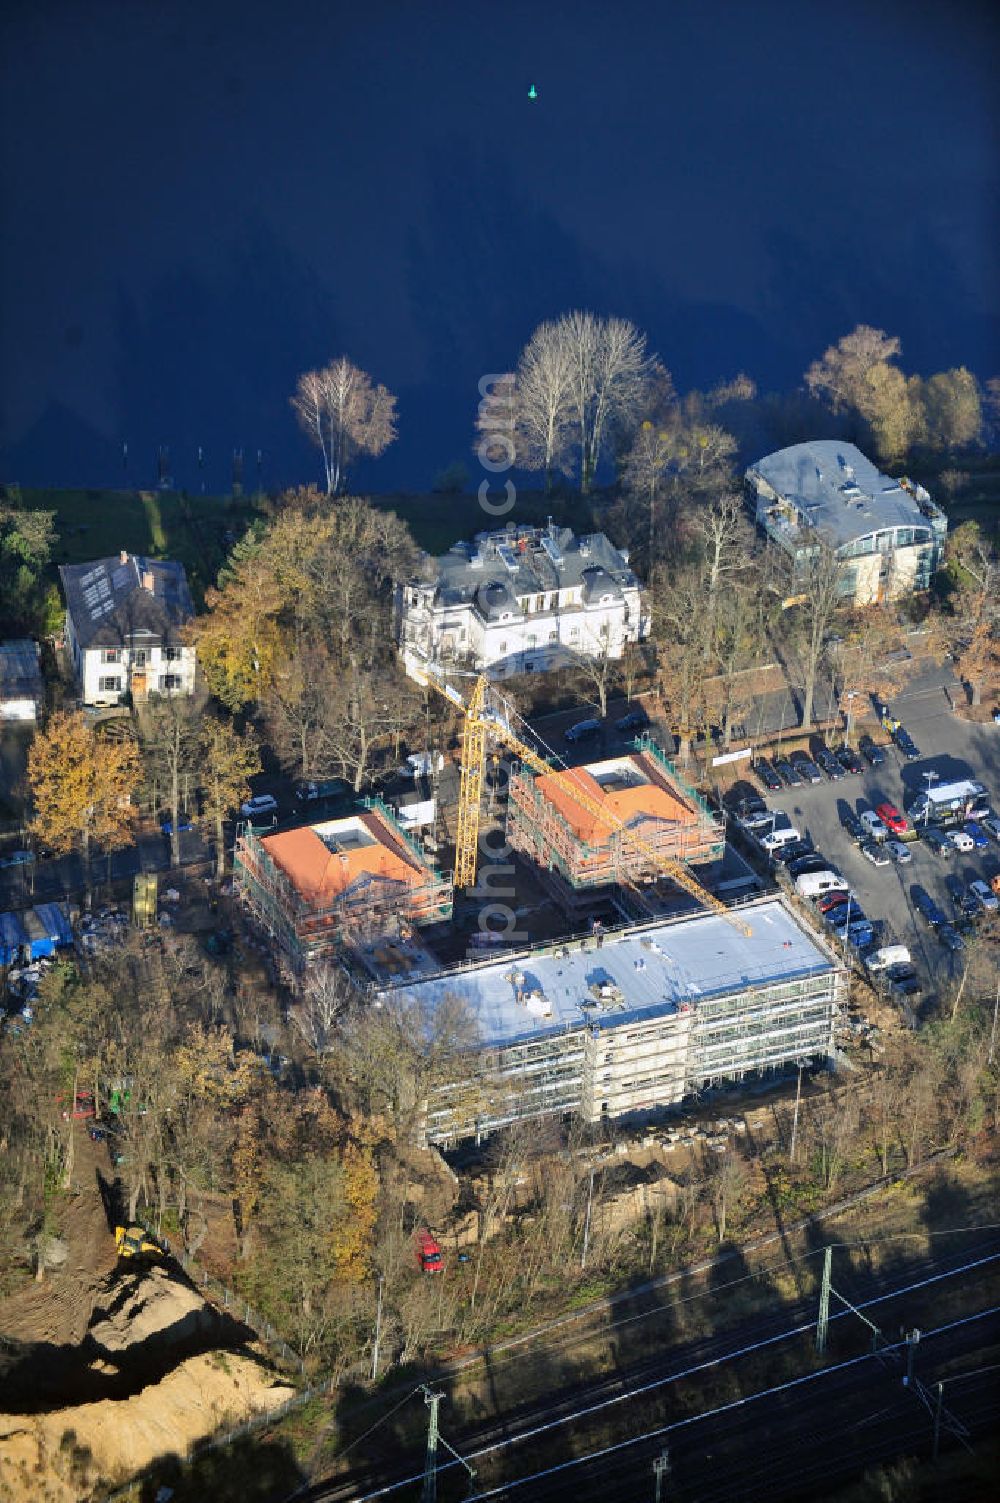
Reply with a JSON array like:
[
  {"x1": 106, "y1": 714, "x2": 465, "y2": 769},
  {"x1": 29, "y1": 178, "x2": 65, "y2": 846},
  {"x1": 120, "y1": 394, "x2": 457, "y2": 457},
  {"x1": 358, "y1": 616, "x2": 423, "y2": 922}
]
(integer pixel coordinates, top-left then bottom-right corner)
[
  {"x1": 859, "y1": 810, "x2": 888, "y2": 842},
  {"x1": 866, "y1": 944, "x2": 911, "y2": 973},
  {"x1": 795, "y1": 870, "x2": 847, "y2": 899},
  {"x1": 761, "y1": 826, "x2": 801, "y2": 851}
]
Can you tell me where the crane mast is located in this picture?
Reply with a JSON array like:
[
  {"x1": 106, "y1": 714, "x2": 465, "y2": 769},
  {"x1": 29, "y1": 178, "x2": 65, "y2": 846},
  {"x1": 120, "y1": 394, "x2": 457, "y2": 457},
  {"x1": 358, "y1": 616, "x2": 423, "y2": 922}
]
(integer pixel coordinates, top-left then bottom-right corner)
[{"x1": 415, "y1": 666, "x2": 750, "y2": 933}]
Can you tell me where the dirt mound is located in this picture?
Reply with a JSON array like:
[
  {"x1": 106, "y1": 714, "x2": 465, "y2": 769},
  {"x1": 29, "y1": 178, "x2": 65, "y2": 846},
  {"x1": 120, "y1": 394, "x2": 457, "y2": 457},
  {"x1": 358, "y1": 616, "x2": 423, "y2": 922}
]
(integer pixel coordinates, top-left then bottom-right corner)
[{"x1": 0, "y1": 1349, "x2": 296, "y2": 1503}]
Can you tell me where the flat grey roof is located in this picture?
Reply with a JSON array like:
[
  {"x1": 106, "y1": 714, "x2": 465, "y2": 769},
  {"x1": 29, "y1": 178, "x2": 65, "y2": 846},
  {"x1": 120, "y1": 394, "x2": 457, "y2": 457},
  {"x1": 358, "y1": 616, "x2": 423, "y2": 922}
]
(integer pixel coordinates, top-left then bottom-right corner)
[
  {"x1": 380, "y1": 897, "x2": 837, "y2": 1049},
  {"x1": 0, "y1": 639, "x2": 42, "y2": 699},
  {"x1": 747, "y1": 440, "x2": 941, "y2": 550}
]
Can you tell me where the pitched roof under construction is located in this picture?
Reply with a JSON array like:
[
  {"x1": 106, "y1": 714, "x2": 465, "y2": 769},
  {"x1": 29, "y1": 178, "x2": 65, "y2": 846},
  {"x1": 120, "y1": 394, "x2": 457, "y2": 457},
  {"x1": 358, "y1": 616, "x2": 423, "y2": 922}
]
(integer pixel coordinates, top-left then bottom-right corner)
[
  {"x1": 261, "y1": 812, "x2": 426, "y2": 907},
  {"x1": 534, "y1": 759, "x2": 695, "y2": 843}
]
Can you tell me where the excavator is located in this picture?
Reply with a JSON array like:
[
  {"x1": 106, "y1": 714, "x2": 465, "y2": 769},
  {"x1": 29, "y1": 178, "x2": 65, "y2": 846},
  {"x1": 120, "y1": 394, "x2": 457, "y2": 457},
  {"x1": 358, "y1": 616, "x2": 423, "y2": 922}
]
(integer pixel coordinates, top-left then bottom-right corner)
[
  {"x1": 411, "y1": 664, "x2": 753, "y2": 936},
  {"x1": 114, "y1": 1223, "x2": 164, "y2": 1262}
]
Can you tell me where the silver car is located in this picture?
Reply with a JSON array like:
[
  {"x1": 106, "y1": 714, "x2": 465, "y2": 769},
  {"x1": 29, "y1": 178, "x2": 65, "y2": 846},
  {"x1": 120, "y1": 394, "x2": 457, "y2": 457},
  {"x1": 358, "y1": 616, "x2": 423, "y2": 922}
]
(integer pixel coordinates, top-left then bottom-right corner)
[{"x1": 886, "y1": 840, "x2": 912, "y2": 865}]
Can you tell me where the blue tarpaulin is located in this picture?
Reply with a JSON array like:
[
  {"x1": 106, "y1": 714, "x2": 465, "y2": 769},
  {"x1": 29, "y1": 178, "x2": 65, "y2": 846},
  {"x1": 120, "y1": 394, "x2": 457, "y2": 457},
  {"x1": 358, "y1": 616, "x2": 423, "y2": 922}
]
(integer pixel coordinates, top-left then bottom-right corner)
[
  {"x1": 0, "y1": 911, "x2": 29, "y2": 966},
  {"x1": 29, "y1": 903, "x2": 74, "y2": 957}
]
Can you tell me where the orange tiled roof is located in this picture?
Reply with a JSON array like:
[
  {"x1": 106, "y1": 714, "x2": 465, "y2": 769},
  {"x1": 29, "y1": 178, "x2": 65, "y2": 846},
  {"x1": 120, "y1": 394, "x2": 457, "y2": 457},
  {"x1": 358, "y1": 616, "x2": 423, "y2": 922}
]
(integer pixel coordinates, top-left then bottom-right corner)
[
  {"x1": 262, "y1": 813, "x2": 422, "y2": 905},
  {"x1": 534, "y1": 764, "x2": 694, "y2": 844}
]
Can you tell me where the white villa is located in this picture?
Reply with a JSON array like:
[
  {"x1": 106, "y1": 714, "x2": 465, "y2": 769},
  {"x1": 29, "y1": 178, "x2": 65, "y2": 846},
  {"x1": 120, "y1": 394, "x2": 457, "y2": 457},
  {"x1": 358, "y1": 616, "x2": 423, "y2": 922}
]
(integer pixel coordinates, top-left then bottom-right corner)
[
  {"x1": 396, "y1": 523, "x2": 648, "y2": 681},
  {"x1": 60, "y1": 551, "x2": 197, "y2": 706},
  {"x1": 746, "y1": 441, "x2": 948, "y2": 605}
]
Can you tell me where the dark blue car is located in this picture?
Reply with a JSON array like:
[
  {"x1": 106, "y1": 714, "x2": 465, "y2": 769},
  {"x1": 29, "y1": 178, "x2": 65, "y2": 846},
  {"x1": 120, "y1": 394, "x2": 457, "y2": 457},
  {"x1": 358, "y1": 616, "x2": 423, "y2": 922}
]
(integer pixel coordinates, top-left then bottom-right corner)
[{"x1": 964, "y1": 821, "x2": 990, "y2": 851}]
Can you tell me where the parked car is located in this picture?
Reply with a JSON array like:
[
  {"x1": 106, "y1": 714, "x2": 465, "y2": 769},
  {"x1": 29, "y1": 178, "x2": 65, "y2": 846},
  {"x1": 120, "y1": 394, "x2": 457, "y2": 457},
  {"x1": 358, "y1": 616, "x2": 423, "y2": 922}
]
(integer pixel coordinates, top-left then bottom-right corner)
[
  {"x1": 981, "y1": 814, "x2": 1000, "y2": 842},
  {"x1": 946, "y1": 828, "x2": 975, "y2": 853},
  {"x1": 295, "y1": 777, "x2": 351, "y2": 804},
  {"x1": 846, "y1": 921, "x2": 876, "y2": 950},
  {"x1": 828, "y1": 903, "x2": 868, "y2": 930},
  {"x1": 914, "y1": 890, "x2": 947, "y2": 927},
  {"x1": 920, "y1": 828, "x2": 953, "y2": 858},
  {"x1": 867, "y1": 944, "x2": 911, "y2": 972},
  {"x1": 815, "y1": 747, "x2": 845, "y2": 781},
  {"x1": 860, "y1": 840, "x2": 891, "y2": 867},
  {"x1": 969, "y1": 878, "x2": 1000, "y2": 914},
  {"x1": 789, "y1": 750, "x2": 822, "y2": 784},
  {"x1": 888, "y1": 966, "x2": 923, "y2": 998},
  {"x1": 885, "y1": 840, "x2": 912, "y2": 864},
  {"x1": 964, "y1": 821, "x2": 990, "y2": 851},
  {"x1": 788, "y1": 854, "x2": 832, "y2": 879},
  {"x1": 875, "y1": 802, "x2": 910, "y2": 837},
  {"x1": 160, "y1": 814, "x2": 195, "y2": 836},
  {"x1": 771, "y1": 838, "x2": 813, "y2": 863},
  {"x1": 754, "y1": 759, "x2": 783, "y2": 792},
  {"x1": 893, "y1": 726, "x2": 920, "y2": 760},
  {"x1": 840, "y1": 810, "x2": 865, "y2": 843},
  {"x1": 733, "y1": 793, "x2": 767, "y2": 818},
  {"x1": 240, "y1": 794, "x2": 279, "y2": 821},
  {"x1": 938, "y1": 924, "x2": 965, "y2": 953},
  {"x1": 739, "y1": 809, "x2": 775, "y2": 833},
  {"x1": 773, "y1": 758, "x2": 802, "y2": 787},
  {"x1": 818, "y1": 889, "x2": 856, "y2": 914},
  {"x1": 615, "y1": 708, "x2": 648, "y2": 734},
  {"x1": 0, "y1": 849, "x2": 35, "y2": 869},
  {"x1": 945, "y1": 874, "x2": 966, "y2": 908},
  {"x1": 835, "y1": 745, "x2": 864, "y2": 775},
  {"x1": 564, "y1": 718, "x2": 602, "y2": 744},
  {"x1": 860, "y1": 810, "x2": 889, "y2": 842},
  {"x1": 858, "y1": 735, "x2": 885, "y2": 767}
]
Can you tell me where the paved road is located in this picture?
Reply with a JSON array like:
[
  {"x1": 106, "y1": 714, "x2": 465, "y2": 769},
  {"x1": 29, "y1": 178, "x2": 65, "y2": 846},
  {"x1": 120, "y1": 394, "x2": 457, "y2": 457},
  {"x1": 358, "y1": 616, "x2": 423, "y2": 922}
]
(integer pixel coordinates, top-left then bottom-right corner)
[{"x1": 748, "y1": 666, "x2": 1000, "y2": 1003}]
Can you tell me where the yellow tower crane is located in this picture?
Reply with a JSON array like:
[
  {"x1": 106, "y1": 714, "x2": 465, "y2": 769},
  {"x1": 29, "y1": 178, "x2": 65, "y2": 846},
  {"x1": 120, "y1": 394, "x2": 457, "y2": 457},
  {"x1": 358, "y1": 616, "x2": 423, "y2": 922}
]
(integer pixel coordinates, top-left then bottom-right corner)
[{"x1": 415, "y1": 665, "x2": 752, "y2": 935}]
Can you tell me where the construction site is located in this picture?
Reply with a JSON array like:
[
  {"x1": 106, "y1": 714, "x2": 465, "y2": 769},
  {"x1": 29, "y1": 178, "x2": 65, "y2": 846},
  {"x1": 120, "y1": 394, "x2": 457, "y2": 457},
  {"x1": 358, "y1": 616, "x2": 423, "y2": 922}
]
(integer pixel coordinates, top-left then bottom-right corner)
[
  {"x1": 233, "y1": 800, "x2": 452, "y2": 976},
  {"x1": 506, "y1": 736, "x2": 724, "y2": 918},
  {"x1": 370, "y1": 894, "x2": 846, "y2": 1144}
]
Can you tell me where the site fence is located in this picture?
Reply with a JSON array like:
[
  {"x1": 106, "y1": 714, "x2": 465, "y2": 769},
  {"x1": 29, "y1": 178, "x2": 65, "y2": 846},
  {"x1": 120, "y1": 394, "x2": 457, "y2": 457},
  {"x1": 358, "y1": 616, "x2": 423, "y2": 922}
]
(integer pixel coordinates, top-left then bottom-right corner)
[{"x1": 159, "y1": 1235, "x2": 305, "y2": 1376}]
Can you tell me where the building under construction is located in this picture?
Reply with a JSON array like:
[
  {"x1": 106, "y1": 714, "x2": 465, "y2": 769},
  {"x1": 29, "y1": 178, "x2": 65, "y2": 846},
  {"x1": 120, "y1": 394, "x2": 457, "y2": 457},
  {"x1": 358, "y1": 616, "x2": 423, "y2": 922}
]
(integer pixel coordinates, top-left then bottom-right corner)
[
  {"x1": 234, "y1": 800, "x2": 452, "y2": 976},
  {"x1": 507, "y1": 738, "x2": 724, "y2": 916},
  {"x1": 372, "y1": 894, "x2": 845, "y2": 1145}
]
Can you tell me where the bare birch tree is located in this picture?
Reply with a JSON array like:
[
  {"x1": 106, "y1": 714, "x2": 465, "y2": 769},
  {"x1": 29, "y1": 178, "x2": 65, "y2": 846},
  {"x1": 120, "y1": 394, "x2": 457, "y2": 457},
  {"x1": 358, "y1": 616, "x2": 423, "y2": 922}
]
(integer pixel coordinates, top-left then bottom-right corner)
[
  {"x1": 514, "y1": 321, "x2": 575, "y2": 488},
  {"x1": 292, "y1": 357, "x2": 398, "y2": 494},
  {"x1": 550, "y1": 312, "x2": 654, "y2": 493}
]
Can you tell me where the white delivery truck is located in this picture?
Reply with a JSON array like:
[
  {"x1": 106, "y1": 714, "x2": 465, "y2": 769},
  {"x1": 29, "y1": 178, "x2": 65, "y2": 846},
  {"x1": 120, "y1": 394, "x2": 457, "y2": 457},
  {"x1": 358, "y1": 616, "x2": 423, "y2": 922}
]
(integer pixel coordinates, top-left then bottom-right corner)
[
  {"x1": 866, "y1": 944, "x2": 911, "y2": 972},
  {"x1": 795, "y1": 870, "x2": 847, "y2": 899}
]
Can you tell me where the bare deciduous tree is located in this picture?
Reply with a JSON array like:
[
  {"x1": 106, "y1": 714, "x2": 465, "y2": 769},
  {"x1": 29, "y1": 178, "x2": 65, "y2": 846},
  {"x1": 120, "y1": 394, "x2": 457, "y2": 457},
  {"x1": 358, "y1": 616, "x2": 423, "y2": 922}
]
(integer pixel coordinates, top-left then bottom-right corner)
[
  {"x1": 292, "y1": 357, "x2": 398, "y2": 495},
  {"x1": 514, "y1": 322, "x2": 576, "y2": 489},
  {"x1": 545, "y1": 311, "x2": 655, "y2": 493}
]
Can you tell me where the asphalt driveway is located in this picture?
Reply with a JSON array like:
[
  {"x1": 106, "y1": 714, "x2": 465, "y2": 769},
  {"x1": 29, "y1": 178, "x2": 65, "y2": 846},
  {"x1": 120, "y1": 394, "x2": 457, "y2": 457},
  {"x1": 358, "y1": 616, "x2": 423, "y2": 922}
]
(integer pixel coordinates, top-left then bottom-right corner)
[{"x1": 749, "y1": 667, "x2": 1000, "y2": 1003}]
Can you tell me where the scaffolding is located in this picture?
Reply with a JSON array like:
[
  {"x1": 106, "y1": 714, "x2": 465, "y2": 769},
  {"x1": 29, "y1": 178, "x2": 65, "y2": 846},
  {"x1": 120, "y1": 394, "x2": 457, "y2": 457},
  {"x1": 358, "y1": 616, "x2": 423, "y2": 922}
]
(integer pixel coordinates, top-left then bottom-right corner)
[
  {"x1": 234, "y1": 808, "x2": 452, "y2": 976},
  {"x1": 507, "y1": 742, "x2": 724, "y2": 909}
]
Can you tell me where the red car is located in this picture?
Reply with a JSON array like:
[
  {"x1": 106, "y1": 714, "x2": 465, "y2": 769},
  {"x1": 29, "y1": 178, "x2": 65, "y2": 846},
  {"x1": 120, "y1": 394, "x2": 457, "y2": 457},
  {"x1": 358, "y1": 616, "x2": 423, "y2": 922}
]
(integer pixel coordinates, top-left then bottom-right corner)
[
  {"x1": 875, "y1": 802, "x2": 909, "y2": 837},
  {"x1": 416, "y1": 1229, "x2": 443, "y2": 1274},
  {"x1": 817, "y1": 889, "x2": 851, "y2": 914}
]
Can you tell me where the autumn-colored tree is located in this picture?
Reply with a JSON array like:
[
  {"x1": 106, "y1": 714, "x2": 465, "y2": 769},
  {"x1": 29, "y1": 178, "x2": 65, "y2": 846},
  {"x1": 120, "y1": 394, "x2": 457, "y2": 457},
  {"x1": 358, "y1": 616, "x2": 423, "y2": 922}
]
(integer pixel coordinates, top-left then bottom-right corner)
[
  {"x1": 941, "y1": 522, "x2": 1000, "y2": 707},
  {"x1": 805, "y1": 325, "x2": 902, "y2": 416},
  {"x1": 916, "y1": 367, "x2": 982, "y2": 451},
  {"x1": 28, "y1": 711, "x2": 140, "y2": 869},
  {"x1": 292, "y1": 357, "x2": 398, "y2": 495},
  {"x1": 189, "y1": 548, "x2": 286, "y2": 709},
  {"x1": 198, "y1": 717, "x2": 261, "y2": 876}
]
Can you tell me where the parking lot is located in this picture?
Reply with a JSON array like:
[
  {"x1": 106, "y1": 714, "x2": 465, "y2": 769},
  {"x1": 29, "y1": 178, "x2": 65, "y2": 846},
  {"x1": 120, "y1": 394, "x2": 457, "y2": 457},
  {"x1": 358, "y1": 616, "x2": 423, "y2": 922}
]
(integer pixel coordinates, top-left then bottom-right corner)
[{"x1": 741, "y1": 666, "x2": 1000, "y2": 1002}]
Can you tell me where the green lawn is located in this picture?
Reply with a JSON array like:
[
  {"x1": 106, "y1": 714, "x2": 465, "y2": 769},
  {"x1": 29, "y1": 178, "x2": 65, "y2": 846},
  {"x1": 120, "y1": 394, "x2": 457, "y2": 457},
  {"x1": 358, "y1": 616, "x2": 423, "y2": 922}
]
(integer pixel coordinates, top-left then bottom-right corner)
[
  {"x1": 16, "y1": 487, "x2": 588, "y2": 606},
  {"x1": 17, "y1": 488, "x2": 263, "y2": 606}
]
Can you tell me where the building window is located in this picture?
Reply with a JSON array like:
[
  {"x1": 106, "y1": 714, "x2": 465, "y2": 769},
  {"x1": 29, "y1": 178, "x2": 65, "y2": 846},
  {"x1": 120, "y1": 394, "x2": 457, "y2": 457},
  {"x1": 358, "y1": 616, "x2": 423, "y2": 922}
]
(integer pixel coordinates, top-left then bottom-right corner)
[
  {"x1": 159, "y1": 674, "x2": 181, "y2": 691},
  {"x1": 548, "y1": 630, "x2": 558, "y2": 642},
  {"x1": 101, "y1": 648, "x2": 121, "y2": 664},
  {"x1": 162, "y1": 646, "x2": 180, "y2": 662},
  {"x1": 132, "y1": 650, "x2": 147, "y2": 667},
  {"x1": 499, "y1": 641, "x2": 507, "y2": 654},
  {"x1": 98, "y1": 675, "x2": 121, "y2": 693}
]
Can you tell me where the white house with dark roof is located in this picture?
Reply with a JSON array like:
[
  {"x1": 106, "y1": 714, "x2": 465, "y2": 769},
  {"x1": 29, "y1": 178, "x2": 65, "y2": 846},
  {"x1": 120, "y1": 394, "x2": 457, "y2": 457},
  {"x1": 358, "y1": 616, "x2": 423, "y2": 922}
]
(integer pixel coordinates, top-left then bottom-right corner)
[
  {"x1": 746, "y1": 440, "x2": 947, "y2": 605},
  {"x1": 396, "y1": 522, "x2": 648, "y2": 681},
  {"x1": 60, "y1": 551, "x2": 196, "y2": 706}
]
